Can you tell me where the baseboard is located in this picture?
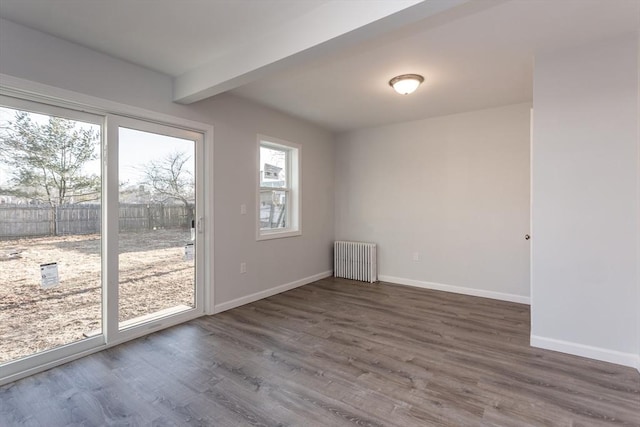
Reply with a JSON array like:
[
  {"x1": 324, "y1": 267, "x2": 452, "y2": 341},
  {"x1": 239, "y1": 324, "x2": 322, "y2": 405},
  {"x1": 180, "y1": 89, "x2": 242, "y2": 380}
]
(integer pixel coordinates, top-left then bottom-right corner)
[
  {"x1": 531, "y1": 335, "x2": 639, "y2": 370},
  {"x1": 378, "y1": 275, "x2": 530, "y2": 305},
  {"x1": 213, "y1": 270, "x2": 333, "y2": 313}
]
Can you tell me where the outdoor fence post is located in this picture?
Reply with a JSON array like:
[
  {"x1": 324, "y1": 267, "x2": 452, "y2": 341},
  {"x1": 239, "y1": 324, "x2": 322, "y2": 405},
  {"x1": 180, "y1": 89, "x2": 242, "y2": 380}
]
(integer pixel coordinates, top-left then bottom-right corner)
[{"x1": 52, "y1": 205, "x2": 58, "y2": 236}]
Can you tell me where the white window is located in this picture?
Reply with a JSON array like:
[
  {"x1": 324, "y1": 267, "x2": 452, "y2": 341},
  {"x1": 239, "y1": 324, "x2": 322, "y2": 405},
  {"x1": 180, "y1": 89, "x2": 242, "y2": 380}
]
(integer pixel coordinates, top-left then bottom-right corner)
[{"x1": 257, "y1": 135, "x2": 301, "y2": 240}]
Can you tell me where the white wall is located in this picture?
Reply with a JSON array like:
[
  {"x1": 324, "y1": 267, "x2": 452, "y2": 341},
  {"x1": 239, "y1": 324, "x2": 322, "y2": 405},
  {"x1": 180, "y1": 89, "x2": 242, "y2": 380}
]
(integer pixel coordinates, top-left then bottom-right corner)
[
  {"x1": 0, "y1": 19, "x2": 194, "y2": 120},
  {"x1": 197, "y1": 94, "x2": 335, "y2": 307},
  {"x1": 531, "y1": 32, "x2": 640, "y2": 368},
  {"x1": 335, "y1": 103, "x2": 531, "y2": 303},
  {"x1": 0, "y1": 18, "x2": 335, "y2": 310}
]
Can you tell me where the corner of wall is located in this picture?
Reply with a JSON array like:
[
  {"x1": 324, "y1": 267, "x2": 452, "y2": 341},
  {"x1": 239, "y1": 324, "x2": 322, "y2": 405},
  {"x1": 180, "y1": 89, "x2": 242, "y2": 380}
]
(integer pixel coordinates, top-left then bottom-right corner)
[
  {"x1": 530, "y1": 335, "x2": 640, "y2": 370},
  {"x1": 636, "y1": 29, "x2": 640, "y2": 373},
  {"x1": 531, "y1": 31, "x2": 640, "y2": 370}
]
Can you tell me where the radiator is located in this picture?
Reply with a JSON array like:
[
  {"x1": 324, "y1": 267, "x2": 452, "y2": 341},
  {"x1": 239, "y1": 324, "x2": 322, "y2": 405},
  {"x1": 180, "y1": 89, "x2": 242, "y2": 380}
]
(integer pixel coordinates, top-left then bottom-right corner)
[{"x1": 334, "y1": 241, "x2": 377, "y2": 283}]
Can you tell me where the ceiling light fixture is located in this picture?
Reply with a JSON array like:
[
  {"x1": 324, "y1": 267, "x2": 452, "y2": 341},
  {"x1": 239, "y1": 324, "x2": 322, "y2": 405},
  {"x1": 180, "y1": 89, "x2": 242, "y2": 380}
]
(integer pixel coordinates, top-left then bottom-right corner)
[{"x1": 389, "y1": 74, "x2": 424, "y2": 95}]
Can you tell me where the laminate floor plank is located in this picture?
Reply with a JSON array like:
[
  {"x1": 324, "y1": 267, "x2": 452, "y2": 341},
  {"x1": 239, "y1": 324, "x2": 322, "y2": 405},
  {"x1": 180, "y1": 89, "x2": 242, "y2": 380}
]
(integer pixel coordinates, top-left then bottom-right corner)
[{"x1": 1, "y1": 278, "x2": 638, "y2": 426}]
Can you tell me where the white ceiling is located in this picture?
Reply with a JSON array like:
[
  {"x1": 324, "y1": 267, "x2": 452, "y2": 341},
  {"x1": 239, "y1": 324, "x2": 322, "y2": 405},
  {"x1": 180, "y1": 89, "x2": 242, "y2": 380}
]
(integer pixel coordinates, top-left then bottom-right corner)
[
  {"x1": 1, "y1": 0, "x2": 639, "y2": 132},
  {"x1": 0, "y1": 0, "x2": 330, "y2": 76},
  {"x1": 232, "y1": 0, "x2": 640, "y2": 131}
]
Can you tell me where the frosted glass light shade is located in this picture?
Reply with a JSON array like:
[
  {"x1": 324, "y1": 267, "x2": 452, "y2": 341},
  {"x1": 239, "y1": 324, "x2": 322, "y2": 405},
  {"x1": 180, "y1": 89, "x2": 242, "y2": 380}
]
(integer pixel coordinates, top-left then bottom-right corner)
[{"x1": 389, "y1": 74, "x2": 424, "y2": 95}]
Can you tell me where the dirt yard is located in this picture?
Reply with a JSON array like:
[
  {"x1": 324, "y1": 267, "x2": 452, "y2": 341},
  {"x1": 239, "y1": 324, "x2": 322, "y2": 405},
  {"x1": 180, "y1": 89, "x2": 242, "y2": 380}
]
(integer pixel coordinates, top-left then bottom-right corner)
[{"x1": 0, "y1": 229, "x2": 194, "y2": 364}]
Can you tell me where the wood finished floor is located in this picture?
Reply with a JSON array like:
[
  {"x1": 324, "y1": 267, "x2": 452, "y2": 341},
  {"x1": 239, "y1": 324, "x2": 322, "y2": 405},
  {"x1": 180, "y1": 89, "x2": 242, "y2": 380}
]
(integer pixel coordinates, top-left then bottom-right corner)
[{"x1": 1, "y1": 277, "x2": 639, "y2": 426}]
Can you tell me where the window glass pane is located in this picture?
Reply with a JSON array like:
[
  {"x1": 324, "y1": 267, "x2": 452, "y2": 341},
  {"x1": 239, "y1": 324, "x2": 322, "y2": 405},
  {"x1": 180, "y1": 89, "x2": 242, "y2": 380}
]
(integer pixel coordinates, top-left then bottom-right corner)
[
  {"x1": 259, "y1": 189, "x2": 287, "y2": 230},
  {"x1": 260, "y1": 146, "x2": 287, "y2": 188},
  {"x1": 118, "y1": 127, "x2": 196, "y2": 327},
  {"x1": 257, "y1": 137, "x2": 300, "y2": 239},
  {"x1": 0, "y1": 106, "x2": 102, "y2": 364}
]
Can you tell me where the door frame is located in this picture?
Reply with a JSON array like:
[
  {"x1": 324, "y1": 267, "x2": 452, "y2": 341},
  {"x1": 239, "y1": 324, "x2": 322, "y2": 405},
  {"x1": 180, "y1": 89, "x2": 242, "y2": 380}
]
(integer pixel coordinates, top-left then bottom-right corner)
[{"x1": 104, "y1": 114, "x2": 206, "y2": 345}]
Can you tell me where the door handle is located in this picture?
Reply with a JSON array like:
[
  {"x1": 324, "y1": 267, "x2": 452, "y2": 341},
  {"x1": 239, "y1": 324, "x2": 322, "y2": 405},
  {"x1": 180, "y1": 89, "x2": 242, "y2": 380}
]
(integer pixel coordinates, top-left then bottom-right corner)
[{"x1": 525, "y1": 234, "x2": 530, "y2": 240}]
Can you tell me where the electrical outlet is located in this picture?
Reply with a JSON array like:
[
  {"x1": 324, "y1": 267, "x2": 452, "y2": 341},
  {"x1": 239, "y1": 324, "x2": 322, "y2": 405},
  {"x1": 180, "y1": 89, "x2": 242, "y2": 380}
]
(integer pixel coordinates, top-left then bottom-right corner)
[
  {"x1": 240, "y1": 262, "x2": 247, "y2": 274},
  {"x1": 412, "y1": 252, "x2": 420, "y2": 261},
  {"x1": 240, "y1": 204, "x2": 247, "y2": 215}
]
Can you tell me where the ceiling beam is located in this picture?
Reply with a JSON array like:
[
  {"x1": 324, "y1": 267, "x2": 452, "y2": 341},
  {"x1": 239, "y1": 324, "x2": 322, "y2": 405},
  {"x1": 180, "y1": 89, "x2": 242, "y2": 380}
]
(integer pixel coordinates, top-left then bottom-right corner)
[{"x1": 173, "y1": 0, "x2": 472, "y2": 104}]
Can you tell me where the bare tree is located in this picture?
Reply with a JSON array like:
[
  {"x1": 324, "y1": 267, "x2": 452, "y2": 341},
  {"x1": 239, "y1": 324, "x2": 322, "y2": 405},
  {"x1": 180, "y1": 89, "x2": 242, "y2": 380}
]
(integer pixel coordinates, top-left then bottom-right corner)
[
  {"x1": 0, "y1": 111, "x2": 100, "y2": 234},
  {"x1": 139, "y1": 150, "x2": 194, "y2": 208}
]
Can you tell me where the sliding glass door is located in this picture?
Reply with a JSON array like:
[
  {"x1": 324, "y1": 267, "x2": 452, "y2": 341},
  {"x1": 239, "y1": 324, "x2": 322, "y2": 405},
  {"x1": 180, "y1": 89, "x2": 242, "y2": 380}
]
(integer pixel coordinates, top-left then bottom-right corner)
[
  {"x1": 115, "y1": 120, "x2": 203, "y2": 331},
  {"x1": 0, "y1": 96, "x2": 105, "y2": 376},
  {"x1": 0, "y1": 98, "x2": 205, "y2": 383}
]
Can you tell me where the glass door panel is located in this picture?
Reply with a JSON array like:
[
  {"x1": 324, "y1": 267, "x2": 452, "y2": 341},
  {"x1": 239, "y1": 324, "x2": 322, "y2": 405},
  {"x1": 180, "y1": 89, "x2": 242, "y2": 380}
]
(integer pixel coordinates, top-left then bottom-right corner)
[
  {"x1": 117, "y1": 126, "x2": 196, "y2": 328},
  {"x1": 0, "y1": 102, "x2": 102, "y2": 365},
  {"x1": 0, "y1": 98, "x2": 206, "y2": 385}
]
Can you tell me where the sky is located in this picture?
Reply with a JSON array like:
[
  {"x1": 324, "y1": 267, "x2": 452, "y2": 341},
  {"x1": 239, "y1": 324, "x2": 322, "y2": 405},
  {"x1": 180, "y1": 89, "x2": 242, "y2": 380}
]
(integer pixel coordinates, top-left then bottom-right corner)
[{"x1": 119, "y1": 127, "x2": 195, "y2": 185}]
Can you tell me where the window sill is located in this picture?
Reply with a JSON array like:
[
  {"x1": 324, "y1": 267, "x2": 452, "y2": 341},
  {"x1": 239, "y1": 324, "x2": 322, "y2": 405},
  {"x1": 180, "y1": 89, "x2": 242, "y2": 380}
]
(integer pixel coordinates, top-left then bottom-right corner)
[{"x1": 257, "y1": 229, "x2": 301, "y2": 241}]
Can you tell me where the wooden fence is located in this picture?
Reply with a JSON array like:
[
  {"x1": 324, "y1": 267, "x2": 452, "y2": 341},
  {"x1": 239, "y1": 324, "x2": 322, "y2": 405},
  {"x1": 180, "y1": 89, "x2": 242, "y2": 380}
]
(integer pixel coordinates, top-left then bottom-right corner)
[{"x1": 0, "y1": 204, "x2": 192, "y2": 239}]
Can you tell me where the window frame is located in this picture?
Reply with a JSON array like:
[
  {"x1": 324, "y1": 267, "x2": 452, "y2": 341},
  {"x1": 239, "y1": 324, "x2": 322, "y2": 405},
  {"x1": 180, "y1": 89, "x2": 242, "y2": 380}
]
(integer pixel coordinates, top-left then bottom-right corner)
[{"x1": 256, "y1": 135, "x2": 301, "y2": 241}]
